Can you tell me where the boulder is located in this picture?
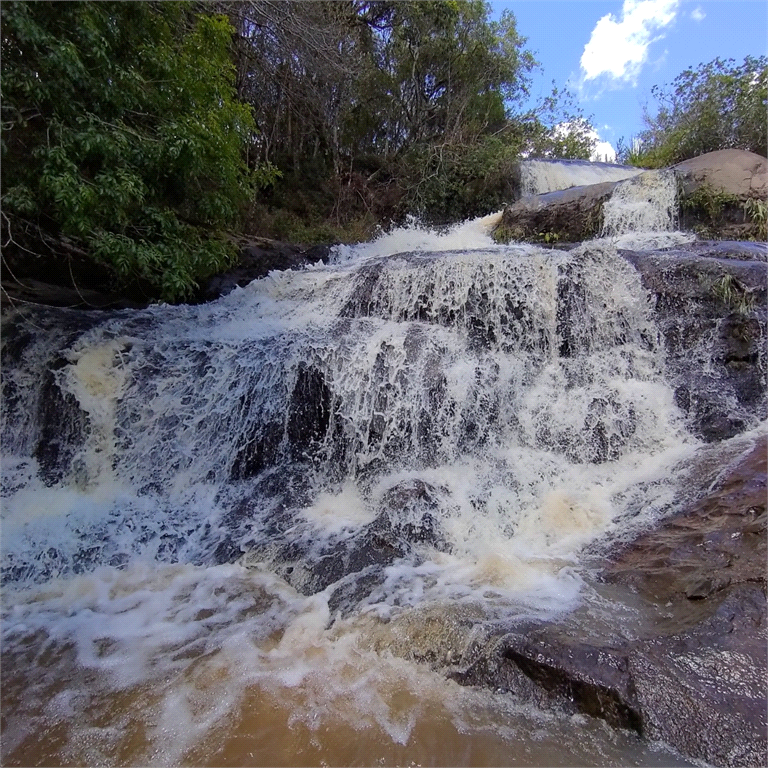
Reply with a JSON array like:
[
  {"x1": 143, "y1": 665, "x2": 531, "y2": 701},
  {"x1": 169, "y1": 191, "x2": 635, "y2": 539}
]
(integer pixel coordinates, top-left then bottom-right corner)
[
  {"x1": 673, "y1": 148, "x2": 767, "y2": 200},
  {"x1": 494, "y1": 180, "x2": 617, "y2": 244},
  {"x1": 454, "y1": 579, "x2": 766, "y2": 768},
  {"x1": 675, "y1": 149, "x2": 768, "y2": 239}
]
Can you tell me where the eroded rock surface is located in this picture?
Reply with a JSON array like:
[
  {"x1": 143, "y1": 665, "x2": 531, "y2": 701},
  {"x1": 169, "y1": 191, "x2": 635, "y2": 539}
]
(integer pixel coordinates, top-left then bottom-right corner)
[
  {"x1": 620, "y1": 242, "x2": 767, "y2": 441},
  {"x1": 381, "y1": 434, "x2": 767, "y2": 768}
]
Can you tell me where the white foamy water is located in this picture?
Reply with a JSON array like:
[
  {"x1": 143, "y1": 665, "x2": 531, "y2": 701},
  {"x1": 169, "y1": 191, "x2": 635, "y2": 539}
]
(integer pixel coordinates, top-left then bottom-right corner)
[
  {"x1": 521, "y1": 158, "x2": 644, "y2": 196},
  {"x1": 331, "y1": 211, "x2": 503, "y2": 264},
  {"x1": 1, "y1": 201, "x2": 705, "y2": 765},
  {"x1": 599, "y1": 169, "x2": 696, "y2": 250}
]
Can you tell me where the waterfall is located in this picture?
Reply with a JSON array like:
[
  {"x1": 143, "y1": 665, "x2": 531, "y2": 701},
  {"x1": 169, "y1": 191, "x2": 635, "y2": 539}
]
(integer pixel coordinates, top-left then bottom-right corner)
[
  {"x1": 2, "y1": 242, "x2": 691, "y2": 589},
  {"x1": 1, "y1": 217, "x2": 706, "y2": 765},
  {"x1": 520, "y1": 158, "x2": 643, "y2": 196},
  {"x1": 602, "y1": 169, "x2": 678, "y2": 234},
  {"x1": 599, "y1": 168, "x2": 697, "y2": 249}
]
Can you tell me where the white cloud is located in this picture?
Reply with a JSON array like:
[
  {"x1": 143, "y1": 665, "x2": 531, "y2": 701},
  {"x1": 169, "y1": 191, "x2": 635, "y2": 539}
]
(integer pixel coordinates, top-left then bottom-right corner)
[
  {"x1": 591, "y1": 139, "x2": 617, "y2": 163},
  {"x1": 580, "y1": 0, "x2": 681, "y2": 86},
  {"x1": 691, "y1": 6, "x2": 706, "y2": 21}
]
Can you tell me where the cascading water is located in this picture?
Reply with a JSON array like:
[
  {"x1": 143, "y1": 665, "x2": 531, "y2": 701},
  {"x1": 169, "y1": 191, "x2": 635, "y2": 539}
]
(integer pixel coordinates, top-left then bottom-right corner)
[
  {"x1": 1, "y1": 179, "x2": 721, "y2": 766},
  {"x1": 520, "y1": 158, "x2": 643, "y2": 196},
  {"x1": 600, "y1": 169, "x2": 697, "y2": 250}
]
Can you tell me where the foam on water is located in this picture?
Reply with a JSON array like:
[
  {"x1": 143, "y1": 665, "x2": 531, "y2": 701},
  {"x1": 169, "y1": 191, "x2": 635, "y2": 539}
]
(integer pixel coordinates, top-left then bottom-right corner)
[
  {"x1": 330, "y1": 211, "x2": 503, "y2": 264},
  {"x1": 1, "y1": 561, "x2": 691, "y2": 766},
  {"x1": 599, "y1": 169, "x2": 696, "y2": 250},
  {"x1": 520, "y1": 158, "x2": 644, "y2": 196},
  {"x1": 1, "y1": 191, "x2": 705, "y2": 764}
]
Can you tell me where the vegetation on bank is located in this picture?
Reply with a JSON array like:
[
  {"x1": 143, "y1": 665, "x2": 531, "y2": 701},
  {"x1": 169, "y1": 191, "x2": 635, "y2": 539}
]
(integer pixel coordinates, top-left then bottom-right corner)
[
  {"x1": 1, "y1": 2, "x2": 280, "y2": 300},
  {"x1": 617, "y1": 56, "x2": 768, "y2": 168},
  {"x1": 1, "y1": 0, "x2": 596, "y2": 300},
  {"x1": 2, "y1": 2, "x2": 767, "y2": 302}
]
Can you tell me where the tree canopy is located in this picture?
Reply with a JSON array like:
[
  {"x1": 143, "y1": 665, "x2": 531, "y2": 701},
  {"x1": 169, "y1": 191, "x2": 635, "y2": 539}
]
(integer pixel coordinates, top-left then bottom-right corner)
[
  {"x1": 2, "y1": 1, "x2": 276, "y2": 300},
  {"x1": 620, "y1": 56, "x2": 768, "y2": 168},
  {"x1": 2, "y1": 0, "x2": 597, "y2": 300},
  {"x1": 223, "y1": 0, "x2": 595, "y2": 225}
]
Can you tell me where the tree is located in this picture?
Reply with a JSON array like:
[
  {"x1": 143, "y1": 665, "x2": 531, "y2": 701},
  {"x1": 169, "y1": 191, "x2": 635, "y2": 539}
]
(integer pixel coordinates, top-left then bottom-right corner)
[
  {"x1": 355, "y1": 1, "x2": 535, "y2": 154},
  {"x1": 1, "y1": 1, "x2": 276, "y2": 300},
  {"x1": 626, "y1": 56, "x2": 767, "y2": 167}
]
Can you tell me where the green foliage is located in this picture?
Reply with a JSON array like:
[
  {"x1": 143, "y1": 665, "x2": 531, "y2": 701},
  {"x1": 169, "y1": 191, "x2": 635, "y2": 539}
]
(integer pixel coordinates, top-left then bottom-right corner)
[
  {"x1": 253, "y1": 208, "x2": 379, "y2": 246},
  {"x1": 711, "y1": 273, "x2": 756, "y2": 315},
  {"x1": 743, "y1": 198, "x2": 768, "y2": 241},
  {"x1": 622, "y1": 57, "x2": 767, "y2": 168},
  {"x1": 230, "y1": 0, "x2": 596, "y2": 226},
  {"x1": 1, "y1": 1, "x2": 277, "y2": 300},
  {"x1": 514, "y1": 86, "x2": 596, "y2": 160},
  {"x1": 678, "y1": 182, "x2": 767, "y2": 240},
  {"x1": 682, "y1": 183, "x2": 741, "y2": 221},
  {"x1": 398, "y1": 134, "x2": 522, "y2": 223},
  {"x1": 355, "y1": 1, "x2": 536, "y2": 154},
  {"x1": 614, "y1": 136, "x2": 648, "y2": 167}
]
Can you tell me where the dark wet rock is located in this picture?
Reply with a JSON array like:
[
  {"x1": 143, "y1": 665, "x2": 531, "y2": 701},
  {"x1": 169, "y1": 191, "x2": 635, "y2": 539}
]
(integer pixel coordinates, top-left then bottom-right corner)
[
  {"x1": 669, "y1": 238, "x2": 767, "y2": 262},
  {"x1": 229, "y1": 361, "x2": 346, "y2": 481},
  {"x1": 199, "y1": 238, "x2": 331, "y2": 301},
  {"x1": 226, "y1": 479, "x2": 451, "y2": 616},
  {"x1": 260, "y1": 512, "x2": 410, "y2": 604},
  {"x1": 2, "y1": 279, "x2": 146, "y2": 311},
  {"x1": 453, "y1": 581, "x2": 766, "y2": 767},
  {"x1": 373, "y1": 434, "x2": 767, "y2": 768},
  {"x1": 340, "y1": 261, "x2": 386, "y2": 318},
  {"x1": 287, "y1": 363, "x2": 333, "y2": 460},
  {"x1": 626, "y1": 583, "x2": 766, "y2": 768},
  {"x1": 454, "y1": 629, "x2": 643, "y2": 732},
  {"x1": 495, "y1": 180, "x2": 616, "y2": 244},
  {"x1": 620, "y1": 246, "x2": 767, "y2": 441},
  {"x1": 33, "y1": 359, "x2": 89, "y2": 486},
  {"x1": 602, "y1": 434, "x2": 766, "y2": 602},
  {"x1": 302, "y1": 480, "x2": 450, "y2": 603},
  {"x1": 1, "y1": 308, "x2": 110, "y2": 486},
  {"x1": 1, "y1": 228, "x2": 331, "y2": 309},
  {"x1": 230, "y1": 420, "x2": 284, "y2": 481},
  {"x1": 377, "y1": 479, "x2": 450, "y2": 551}
]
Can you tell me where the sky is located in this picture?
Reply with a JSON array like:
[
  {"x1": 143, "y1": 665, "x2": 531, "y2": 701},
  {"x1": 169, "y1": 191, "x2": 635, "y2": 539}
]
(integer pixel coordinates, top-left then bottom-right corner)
[{"x1": 491, "y1": 0, "x2": 768, "y2": 161}]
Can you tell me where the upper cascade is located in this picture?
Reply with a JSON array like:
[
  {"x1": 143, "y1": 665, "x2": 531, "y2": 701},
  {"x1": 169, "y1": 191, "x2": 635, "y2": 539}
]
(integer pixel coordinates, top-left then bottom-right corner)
[{"x1": 520, "y1": 158, "x2": 644, "y2": 196}]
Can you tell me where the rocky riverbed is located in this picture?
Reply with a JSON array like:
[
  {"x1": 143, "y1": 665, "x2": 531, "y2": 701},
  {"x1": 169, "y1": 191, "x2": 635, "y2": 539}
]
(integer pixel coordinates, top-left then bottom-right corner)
[{"x1": 1, "y1": 150, "x2": 765, "y2": 768}]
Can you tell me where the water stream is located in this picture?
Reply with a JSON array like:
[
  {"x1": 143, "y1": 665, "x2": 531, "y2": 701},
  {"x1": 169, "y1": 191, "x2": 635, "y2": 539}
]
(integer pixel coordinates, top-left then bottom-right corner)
[
  {"x1": 0, "y1": 172, "x2": 712, "y2": 766},
  {"x1": 520, "y1": 158, "x2": 643, "y2": 196}
]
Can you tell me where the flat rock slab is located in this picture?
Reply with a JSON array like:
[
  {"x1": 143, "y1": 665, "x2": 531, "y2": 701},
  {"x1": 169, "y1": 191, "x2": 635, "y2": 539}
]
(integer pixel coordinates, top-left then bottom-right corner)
[
  {"x1": 604, "y1": 434, "x2": 766, "y2": 602},
  {"x1": 454, "y1": 581, "x2": 766, "y2": 767}
]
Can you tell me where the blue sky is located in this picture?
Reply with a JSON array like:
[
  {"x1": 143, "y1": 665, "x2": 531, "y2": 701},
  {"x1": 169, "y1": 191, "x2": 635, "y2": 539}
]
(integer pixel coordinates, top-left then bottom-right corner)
[{"x1": 491, "y1": 0, "x2": 768, "y2": 160}]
